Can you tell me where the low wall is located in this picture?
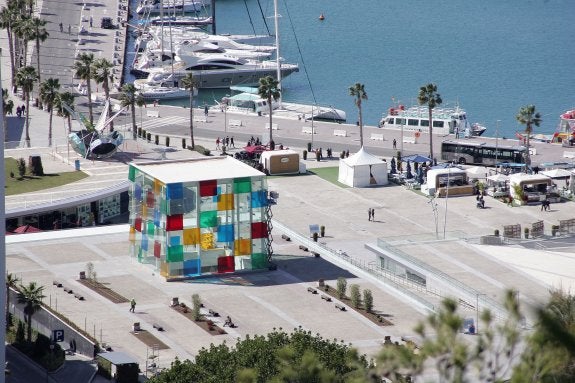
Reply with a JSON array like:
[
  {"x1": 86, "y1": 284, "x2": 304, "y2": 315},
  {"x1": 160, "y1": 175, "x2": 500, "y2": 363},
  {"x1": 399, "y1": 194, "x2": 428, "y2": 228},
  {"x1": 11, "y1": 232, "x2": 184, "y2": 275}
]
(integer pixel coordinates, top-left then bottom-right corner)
[{"x1": 9, "y1": 288, "x2": 97, "y2": 358}]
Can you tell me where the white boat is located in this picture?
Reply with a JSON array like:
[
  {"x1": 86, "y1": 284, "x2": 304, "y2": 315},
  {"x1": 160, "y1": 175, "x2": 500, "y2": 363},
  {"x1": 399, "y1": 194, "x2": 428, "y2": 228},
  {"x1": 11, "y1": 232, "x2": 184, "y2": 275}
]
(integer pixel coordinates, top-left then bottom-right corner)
[
  {"x1": 136, "y1": 0, "x2": 208, "y2": 15},
  {"x1": 138, "y1": 84, "x2": 192, "y2": 100},
  {"x1": 378, "y1": 104, "x2": 486, "y2": 137},
  {"x1": 552, "y1": 109, "x2": 575, "y2": 145},
  {"x1": 134, "y1": 53, "x2": 299, "y2": 89}
]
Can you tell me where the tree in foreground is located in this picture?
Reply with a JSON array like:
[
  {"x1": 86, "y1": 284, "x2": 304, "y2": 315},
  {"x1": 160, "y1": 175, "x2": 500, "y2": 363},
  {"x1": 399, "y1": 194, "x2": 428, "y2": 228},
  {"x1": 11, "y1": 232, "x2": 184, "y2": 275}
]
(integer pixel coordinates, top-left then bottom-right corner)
[
  {"x1": 181, "y1": 73, "x2": 197, "y2": 148},
  {"x1": 30, "y1": 16, "x2": 48, "y2": 83},
  {"x1": 54, "y1": 91, "x2": 76, "y2": 133},
  {"x1": 515, "y1": 104, "x2": 541, "y2": 172},
  {"x1": 257, "y1": 75, "x2": 280, "y2": 146},
  {"x1": 15, "y1": 65, "x2": 38, "y2": 147},
  {"x1": 92, "y1": 58, "x2": 115, "y2": 131},
  {"x1": 418, "y1": 83, "x2": 442, "y2": 161},
  {"x1": 349, "y1": 83, "x2": 367, "y2": 147},
  {"x1": 39, "y1": 77, "x2": 60, "y2": 146},
  {"x1": 17, "y1": 281, "x2": 45, "y2": 342},
  {"x1": 147, "y1": 327, "x2": 370, "y2": 383}
]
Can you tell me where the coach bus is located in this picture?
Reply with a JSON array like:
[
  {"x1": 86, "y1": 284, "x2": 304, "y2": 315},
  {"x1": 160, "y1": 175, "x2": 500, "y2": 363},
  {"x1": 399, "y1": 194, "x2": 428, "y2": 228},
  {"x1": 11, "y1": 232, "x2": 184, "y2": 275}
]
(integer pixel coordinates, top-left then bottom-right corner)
[{"x1": 440, "y1": 140, "x2": 526, "y2": 166}]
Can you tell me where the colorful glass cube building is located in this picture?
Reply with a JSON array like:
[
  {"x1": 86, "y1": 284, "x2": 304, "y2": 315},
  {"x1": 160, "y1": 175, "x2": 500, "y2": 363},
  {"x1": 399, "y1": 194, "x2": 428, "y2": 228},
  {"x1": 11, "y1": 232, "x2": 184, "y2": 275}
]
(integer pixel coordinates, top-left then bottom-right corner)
[{"x1": 128, "y1": 157, "x2": 272, "y2": 280}]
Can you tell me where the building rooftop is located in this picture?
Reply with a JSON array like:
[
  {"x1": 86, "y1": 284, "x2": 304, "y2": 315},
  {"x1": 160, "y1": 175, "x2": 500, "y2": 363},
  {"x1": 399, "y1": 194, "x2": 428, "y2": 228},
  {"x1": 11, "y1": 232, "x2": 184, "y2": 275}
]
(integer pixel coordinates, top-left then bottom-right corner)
[{"x1": 130, "y1": 157, "x2": 265, "y2": 184}]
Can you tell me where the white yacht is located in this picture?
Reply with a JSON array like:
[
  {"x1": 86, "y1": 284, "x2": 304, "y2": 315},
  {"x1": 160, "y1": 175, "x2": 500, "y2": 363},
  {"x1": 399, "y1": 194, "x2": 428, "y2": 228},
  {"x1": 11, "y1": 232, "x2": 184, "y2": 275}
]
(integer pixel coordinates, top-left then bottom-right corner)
[
  {"x1": 136, "y1": 0, "x2": 208, "y2": 15},
  {"x1": 379, "y1": 105, "x2": 486, "y2": 137},
  {"x1": 135, "y1": 53, "x2": 299, "y2": 89}
]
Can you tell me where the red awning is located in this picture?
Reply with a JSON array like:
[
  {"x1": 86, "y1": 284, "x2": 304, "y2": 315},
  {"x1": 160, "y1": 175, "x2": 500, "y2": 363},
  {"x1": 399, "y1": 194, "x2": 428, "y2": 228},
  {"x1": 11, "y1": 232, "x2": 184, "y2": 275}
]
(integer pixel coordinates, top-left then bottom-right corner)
[{"x1": 12, "y1": 225, "x2": 42, "y2": 234}]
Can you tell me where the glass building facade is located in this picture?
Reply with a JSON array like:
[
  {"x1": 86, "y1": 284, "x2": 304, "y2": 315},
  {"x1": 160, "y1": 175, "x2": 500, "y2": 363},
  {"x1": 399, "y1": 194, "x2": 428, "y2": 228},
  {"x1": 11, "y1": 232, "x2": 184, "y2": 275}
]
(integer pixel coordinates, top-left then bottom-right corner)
[{"x1": 128, "y1": 158, "x2": 271, "y2": 280}]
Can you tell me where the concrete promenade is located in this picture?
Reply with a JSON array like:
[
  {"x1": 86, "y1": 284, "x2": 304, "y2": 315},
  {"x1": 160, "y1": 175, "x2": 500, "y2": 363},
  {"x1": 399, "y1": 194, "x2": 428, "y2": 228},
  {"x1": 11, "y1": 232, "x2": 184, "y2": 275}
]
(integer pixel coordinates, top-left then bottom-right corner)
[{"x1": 2, "y1": 0, "x2": 575, "y2": 380}]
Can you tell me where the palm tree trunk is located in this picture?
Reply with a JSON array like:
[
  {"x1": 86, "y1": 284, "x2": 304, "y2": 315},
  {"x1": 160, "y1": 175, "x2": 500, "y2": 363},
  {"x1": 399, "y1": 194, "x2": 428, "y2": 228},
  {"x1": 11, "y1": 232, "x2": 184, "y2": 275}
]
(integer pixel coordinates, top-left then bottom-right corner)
[
  {"x1": 268, "y1": 96, "x2": 273, "y2": 144},
  {"x1": 358, "y1": 104, "x2": 364, "y2": 147},
  {"x1": 48, "y1": 107, "x2": 53, "y2": 146},
  {"x1": 189, "y1": 93, "x2": 195, "y2": 148},
  {"x1": 131, "y1": 103, "x2": 137, "y2": 139},
  {"x1": 7, "y1": 25, "x2": 16, "y2": 89},
  {"x1": 25, "y1": 93, "x2": 31, "y2": 147},
  {"x1": 428, "y1": 108, "x2": 434, "y2": 160},
  {"x1": 86, "y1": 78, "x2": 93, "y2": 124},
  {"x1": 35, "y1": 37, "x2": 41, "y2": 83}
]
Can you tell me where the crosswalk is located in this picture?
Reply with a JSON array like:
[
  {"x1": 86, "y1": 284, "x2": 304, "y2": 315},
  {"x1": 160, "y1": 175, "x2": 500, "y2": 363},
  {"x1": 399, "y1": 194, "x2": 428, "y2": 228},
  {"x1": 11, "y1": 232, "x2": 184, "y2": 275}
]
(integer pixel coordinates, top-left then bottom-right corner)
[{"x1": 115, "y1": 116, "x2": 189, "y2": 132}]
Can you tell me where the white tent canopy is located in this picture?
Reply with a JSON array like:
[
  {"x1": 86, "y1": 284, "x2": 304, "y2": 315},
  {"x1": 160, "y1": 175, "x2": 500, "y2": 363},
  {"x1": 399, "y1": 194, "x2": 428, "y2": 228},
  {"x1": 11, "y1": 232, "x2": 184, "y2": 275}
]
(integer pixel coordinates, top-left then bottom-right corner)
[
  {"x1": 540, "y1": 168, "x2": 573, "y2": 179},
  {"x1": 465, "y1": 166, "x2": 489, "y2": 179},
  {"x1": 487, "y1": 173, "x2": 510, "y2": 183},
  {"x1": 338, "y1": 147, "x2": 388, "y2": 187}
]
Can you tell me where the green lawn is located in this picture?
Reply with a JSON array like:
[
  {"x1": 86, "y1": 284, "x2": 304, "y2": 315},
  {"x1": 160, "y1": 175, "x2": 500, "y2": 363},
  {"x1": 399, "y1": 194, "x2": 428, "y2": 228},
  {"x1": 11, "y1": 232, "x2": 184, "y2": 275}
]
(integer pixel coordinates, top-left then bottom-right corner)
[
  {"x1": 4, "y1": 157, "x2": 88, "y2": 196},
  {"x1": 307, "y1": 166, "x2": 349, "y2": 188}
]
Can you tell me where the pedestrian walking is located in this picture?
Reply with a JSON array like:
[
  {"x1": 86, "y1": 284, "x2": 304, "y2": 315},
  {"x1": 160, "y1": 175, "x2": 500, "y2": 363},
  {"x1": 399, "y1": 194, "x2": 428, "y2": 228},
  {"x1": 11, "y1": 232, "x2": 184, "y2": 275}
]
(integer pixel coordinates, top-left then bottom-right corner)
[
  {"x1": 21, "y1": 104, "x2": 25, "y2": 114},
  {"x1": 59, "y1": 22, "x2": 63, "y2": 32},
  {"x1": 129, "y1": 298, "x2": 136, "y2": 313},
  {"x1": 225, "y1": 136, "x2": 230, "y2": 147},
  {"x1": 368, "y1": 208, "x2": 372, "y2": 221},
  {"x1": 216, "y1": 137, "x2": 220, "y2": 150},
  {"x1": 230, "y1": 136, "x2": 235, "y2": 147},
  {"x1": 393, "y1": 139, "x2": 397, "y2": 149},
  {"x1": 16, "y1": 106, "x2": 21, "y2": 118},
  {"x1": 371, "y1": 208, "x2": 375, "y2": 221},
  {"x1": 89, "y1": 16, "x2": 93, "y2": 28},
  {"x1": 68, "y1": 24, "x2": 71, "y2": 34},
  {"x1": 204, "y1": 104, "x2": 209, "y2": 119}
]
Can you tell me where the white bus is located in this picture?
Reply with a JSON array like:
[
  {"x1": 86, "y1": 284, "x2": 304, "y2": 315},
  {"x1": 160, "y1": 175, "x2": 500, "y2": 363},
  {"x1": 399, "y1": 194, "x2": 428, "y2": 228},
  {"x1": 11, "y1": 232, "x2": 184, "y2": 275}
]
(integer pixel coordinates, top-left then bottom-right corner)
[{"x1": 440, "y1": 140, "x2": 526, "y2": 166}]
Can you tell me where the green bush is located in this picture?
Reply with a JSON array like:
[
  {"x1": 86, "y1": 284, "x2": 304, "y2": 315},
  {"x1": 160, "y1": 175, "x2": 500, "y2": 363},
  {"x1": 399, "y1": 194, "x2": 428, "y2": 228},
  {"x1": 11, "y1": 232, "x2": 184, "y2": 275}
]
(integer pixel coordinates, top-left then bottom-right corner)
[
  {"x1": 192, "y1": 145, "x2": 210, "y2": 156},
  {"x1": 17, "y1": 158, "x2": 26, "y2": 178},
  {"x1": 350, "y1": 284, "x2": 361, "y2": 309},
  {"x1": 336, "y1": 277, "x2": 347, "y2": 299},
  {"x1": 192, "y1": 294, "x2": 202, "y2": 321},
  {"x1": 363, "y1": 289, "x2": 373, "y2": 313}
]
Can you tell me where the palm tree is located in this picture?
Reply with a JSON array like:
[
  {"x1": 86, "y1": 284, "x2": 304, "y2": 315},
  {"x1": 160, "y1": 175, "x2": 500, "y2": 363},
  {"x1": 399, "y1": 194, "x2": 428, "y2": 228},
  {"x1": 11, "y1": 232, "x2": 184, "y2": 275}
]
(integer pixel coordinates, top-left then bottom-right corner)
[
  {"x1": 257, "y1": 75, "x2": 280, "y2": 146},
  {"x1": 0, "y1": 3, "x2": 20, "y2": 89},
  {"x1": 349, "y1": 83, "x2": 368, "y2": 148},
  {"x1": 54, "y1": 91, "x2": 75, "y2": 133},
  {"x1": 119, "y1": 83, "x2": 144, "y2": 140},
  {"x1": 17, "y1": 281, "x2": 45, "y2": 342},
  {"x1": 2, "y1": 88, "x2": 14, "y2": 142},
  {"x1": 516, "y1": 104, "x2": 541, "y2": 172},
  {"x1": 15, "y1": 65, "x2": 38, "y2": 147},
  {"x1": 74, "y1": 52, "x2": 95, "y2": 124},
  {"x1": 6, "y1": 273, "x2": 20, "y2": 329},
  {"x1": 30, "y1": 16, "x2": 48, "y2": 83},
  {"x1": 418, "y1": 83, "x2": 442, "y2": 161},
  {"x1": 181, "y1": 73, "x2": 197, "y2": 148},
  {"x1": 92, "y1": 58, "x2": 114, "y2": 131},
  {"x1": 39, "y1": 77, "x2": 60, "y2": 146},
  {"x1": 12, "y1": 14, "x2": 34, "y2": 66}
]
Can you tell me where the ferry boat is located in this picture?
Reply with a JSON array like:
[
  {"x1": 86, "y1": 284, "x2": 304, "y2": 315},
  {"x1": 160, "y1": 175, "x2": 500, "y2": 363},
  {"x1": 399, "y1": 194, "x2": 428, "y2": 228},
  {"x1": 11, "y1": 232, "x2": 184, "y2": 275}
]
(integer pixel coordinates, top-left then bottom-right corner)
[
  {"x1": 552, "y1": 109, "x2": 575, "y2": 146},
  {"x1": 378, "y1": 105, "x2": 486, "y2": 137}
]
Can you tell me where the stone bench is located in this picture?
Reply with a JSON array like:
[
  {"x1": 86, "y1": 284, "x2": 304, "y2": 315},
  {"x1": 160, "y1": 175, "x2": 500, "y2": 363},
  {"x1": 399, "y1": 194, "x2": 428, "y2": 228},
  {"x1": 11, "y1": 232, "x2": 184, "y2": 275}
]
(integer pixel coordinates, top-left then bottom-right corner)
[
  {"x1": 370, "y1": 133, "x2": 384, "y2": 141},
  {"x1": 281, "y1": 234, "x2": 291, "y2": 241},
  {"x1": 335, "y1": 303, "x2": 346, "y2": 311},
  {"x1": 147, "y1": 110, "x2": 160, "y2": 118},
  {"x1": 321, "y1": 294, "x2": 332, "y2": 302},
  {"x1": 299, "y1": 245, "x2": 308, "y2": 252},
  {"x1": 307, "y1": 287, "x2": 318, "y2": 294},
  {"x1": 153, "y1": 323, "x2": 164, "y2": 331},
  {"x1": 63, "y1": 287, "x2": 73, "y2": 294},
  {"x1": 229, "y1": 119, "x2": 242, "y2": 127},
  {"x1": 403, "y1": 137, "x2": 416, "y2": 144},
  {"x1": 311, "y1": 251, "x2": 320, "y2": 258},
  {"x1": 333, "y1": 129, "x2": 347, "y2": 137},
  {"x1": 265, "y1": 122, "x2": 279, "y2": 130},
  {"x1": 208, "y1": 309, "x2": 220, "y2": 317},
  {"x1": 74, "y1": 293, "x2": 85, "y2": 301},
  {"x1": 302, "y1": 126, "x2": 316, "y2": 134},
  {"x1": 53, "y1": 280, "x2": 63, "y2": 288}
]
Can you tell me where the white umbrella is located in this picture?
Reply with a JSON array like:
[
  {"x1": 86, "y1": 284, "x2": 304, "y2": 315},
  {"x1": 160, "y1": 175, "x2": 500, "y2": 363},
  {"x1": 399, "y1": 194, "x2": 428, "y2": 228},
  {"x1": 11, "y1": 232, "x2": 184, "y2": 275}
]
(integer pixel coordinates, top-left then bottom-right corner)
[
  {"x1": 487, "y1": 173, "x2": 509, "y2": 183},
  {"x1": 465, "y1": 166, "x2": 489, "y2": 179},
  {"x1": 541, "y1": 168, "x2": 573, "y2": 179}
]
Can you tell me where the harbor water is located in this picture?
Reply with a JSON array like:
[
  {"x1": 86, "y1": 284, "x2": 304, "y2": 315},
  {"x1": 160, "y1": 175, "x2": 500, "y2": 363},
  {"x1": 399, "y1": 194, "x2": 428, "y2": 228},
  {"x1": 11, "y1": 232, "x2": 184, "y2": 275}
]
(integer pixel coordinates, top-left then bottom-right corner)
[{"x1": 137, "y1": 0, "x2": 575, "y2": 138}]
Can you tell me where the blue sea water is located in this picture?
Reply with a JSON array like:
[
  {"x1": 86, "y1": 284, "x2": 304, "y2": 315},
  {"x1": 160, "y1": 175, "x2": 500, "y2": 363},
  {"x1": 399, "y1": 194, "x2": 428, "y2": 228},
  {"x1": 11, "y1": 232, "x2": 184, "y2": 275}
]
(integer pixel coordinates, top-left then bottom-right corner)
[{"x1": 206, "y1": 0, "x2": 574, "y2": 138}]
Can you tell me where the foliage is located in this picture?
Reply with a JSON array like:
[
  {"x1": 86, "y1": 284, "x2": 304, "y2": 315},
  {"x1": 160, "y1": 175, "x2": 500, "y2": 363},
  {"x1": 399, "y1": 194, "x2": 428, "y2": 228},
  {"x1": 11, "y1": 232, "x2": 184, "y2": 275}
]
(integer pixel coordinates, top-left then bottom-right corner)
[
  {"x1": 258, "y1": 75, "x2": 280, "y2": 144},
  {"x1": 39, "y1": 77, "x2": 61, "y2": 146},
  {"x1": 148, "y1": 327, "x2": 369, "y2": 383},
  {"x1": 119, "y1": 83, "x2": 144, "y2": 139},
  {"x1": 350, "y1": 285, "x2": 361, "y2": 309},
  {"x1": 15, "y1": 65, "x2": 38, "y2": 146},
  {"x1": 512, "y1": 183, "x2": 524, "y2": 202},
  {"x1": 18, "y1": 281, "x2": 46, "y2": 342},
  {"x1": 349, "y1": 83, "x2": 367, "y2": 147},
  {"x1": 192, "y1": 294, "x2": 202, "y2": 321},
  {"x1": 6, "y1": 272, "x2": 20, "y2": 329},
  {"x1": 15, "y1": 320, "x2": 25, "y2": 344},
  {"x1": 363, "y1": 289, "x2": 373, "y2": 313},
  {"x1": 181, "y1": 73, "x2": 197, "y2": 148},
  {"x1": 17, "y1": 157, "x2": 26, "y2": 177},
  {"x1": 74, "y1": 52, "x2": 95, "y2": 123},
  {"x1": 336, "y1": 277, "x2": 348, "y2": 299},
  {"x1": 418, "y1": 83, "x2": 442, "y2": 161},
  {"x1": 516, "y1": 104, "x2": 541, "y2": 169}
]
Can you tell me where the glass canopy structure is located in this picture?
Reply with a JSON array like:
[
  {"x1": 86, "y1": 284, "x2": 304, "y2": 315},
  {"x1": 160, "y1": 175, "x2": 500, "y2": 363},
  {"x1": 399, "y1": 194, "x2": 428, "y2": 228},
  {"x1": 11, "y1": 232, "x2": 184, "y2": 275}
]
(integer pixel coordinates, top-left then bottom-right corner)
[{"x1": 128, "y1": 157, "x2": 271, "y2": 280}]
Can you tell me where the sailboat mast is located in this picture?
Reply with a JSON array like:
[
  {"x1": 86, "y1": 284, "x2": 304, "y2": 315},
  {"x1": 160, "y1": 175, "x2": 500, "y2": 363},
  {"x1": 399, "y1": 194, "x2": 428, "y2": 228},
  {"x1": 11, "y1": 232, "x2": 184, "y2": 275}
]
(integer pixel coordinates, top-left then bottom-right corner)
[{"x1": 273, "y1": 0, "x2": 281, "y2": 106}]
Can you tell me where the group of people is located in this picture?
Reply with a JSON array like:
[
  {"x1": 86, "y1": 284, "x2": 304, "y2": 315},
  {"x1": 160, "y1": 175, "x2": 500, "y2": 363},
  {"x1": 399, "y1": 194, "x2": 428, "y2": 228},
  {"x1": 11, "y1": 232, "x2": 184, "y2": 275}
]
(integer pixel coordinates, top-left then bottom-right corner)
[
  {"x1": 541, "y1": 199, "x2": 551, "y2": 211},
  {"x1": 15, "y1": 104, "x2": 26, "y2": 118},
  {"x1": 368, "y1": 208, "x2": 376, "y2": 221},
  {"x1": 476, "y1": 193, "x2": 486, "y2": 209},
  {"x1": 246, "y1": 136, "x2": 262, "y2": 146},
  {"x1": 59, "y1": 22, "x2": 72, "y2": 34},
  {"x1": 216, "y1": 136, "x2": 235, "y2": 150}
]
